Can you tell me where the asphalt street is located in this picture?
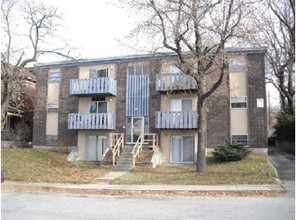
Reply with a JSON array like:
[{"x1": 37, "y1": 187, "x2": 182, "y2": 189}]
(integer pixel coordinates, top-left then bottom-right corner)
[
  {"x1": 1, "y1": 191, "x2": 295, "y2": 220},
  {"x1": 1, "y1": 146, "x2": 294, "y2": 220}
]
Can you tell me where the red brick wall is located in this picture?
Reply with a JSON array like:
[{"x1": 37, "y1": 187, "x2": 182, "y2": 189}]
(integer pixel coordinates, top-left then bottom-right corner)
[{"x1": 246, "y1": 53, "x2": 267, "y2": 148}]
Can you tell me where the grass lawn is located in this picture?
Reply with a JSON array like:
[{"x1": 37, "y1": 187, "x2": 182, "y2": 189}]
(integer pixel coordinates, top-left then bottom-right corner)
[
  {"x1": 2, "y1": 148, "x2": 278, "y2": 185},
  {"x1": 112, "y1": 153, "x2": 278, "y2": 185},
  {"x1": 1, "y1": 148, "x2": 111, "y2": 184}
]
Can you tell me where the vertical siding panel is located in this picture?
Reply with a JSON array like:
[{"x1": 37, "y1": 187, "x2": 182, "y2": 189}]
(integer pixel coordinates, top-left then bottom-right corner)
[
  {"x1": 146, "y1": 75, "x2": 149, "y2": 116},
  {"x1": 135, "y1": 75, "x2": 138, "y2": 116},
  {"x1": 126, "y1": 76, "x2": 129, "y2": 116},
  {"x1": 126, "y1": 67, "x2": 149, "y2": 117},
  {"x1": 140, "y1": 75, "x2": 143, "y2": 116}
]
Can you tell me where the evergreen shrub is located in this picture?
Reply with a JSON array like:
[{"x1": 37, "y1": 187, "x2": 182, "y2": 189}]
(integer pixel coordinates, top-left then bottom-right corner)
[{"x1": 213, "y1": 141, "x2": 252, "y2": 162}]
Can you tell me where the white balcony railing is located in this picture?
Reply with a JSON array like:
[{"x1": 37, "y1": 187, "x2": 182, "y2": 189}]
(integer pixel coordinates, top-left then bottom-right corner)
[
  {"x1": 69, "y1": 77, "x2": 117, "y2": 96},
  {"x1": 156, "y1": 73, "x2": 197, "y2": 91},
  {"x1": 68, "y1": 113, "x2": 116, "y2": 130},
  {"x1": 155, "y1": 111, "x2": 197, "y2": 129}
]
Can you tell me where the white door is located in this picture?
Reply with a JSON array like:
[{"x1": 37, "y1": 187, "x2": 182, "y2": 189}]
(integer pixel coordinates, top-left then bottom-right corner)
[
  {"x1": 126, "y1": 117, "x2": 144, "y2": 143},
  {"x1": 85, "y1": 135, "x2": 107, "y2": 161}
]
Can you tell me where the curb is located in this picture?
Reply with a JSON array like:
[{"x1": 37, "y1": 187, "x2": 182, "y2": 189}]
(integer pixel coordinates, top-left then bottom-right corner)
[
  {"x1": 2, "y1": 181, "x2": 285, "y2": 194},
  {"x1": 267, "y1": 158, "x2": 279, "y2": 179}
]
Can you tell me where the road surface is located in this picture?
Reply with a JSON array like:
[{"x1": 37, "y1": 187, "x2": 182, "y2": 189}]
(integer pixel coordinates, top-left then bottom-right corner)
[{"x1": 2, "y1": 191, "x2": 294, "y2": 220}]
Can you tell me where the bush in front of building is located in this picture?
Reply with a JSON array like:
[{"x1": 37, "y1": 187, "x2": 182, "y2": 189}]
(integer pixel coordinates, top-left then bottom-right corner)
[
  {"x1": 213, "y1": 141, "x2": 252, "y2": 162},
  {"x1": 274, "y1": 112, "x2": 295, "y2": 142}
]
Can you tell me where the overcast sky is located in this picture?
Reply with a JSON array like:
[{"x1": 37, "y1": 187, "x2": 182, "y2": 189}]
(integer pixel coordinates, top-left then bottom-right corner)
[
  {"x1": 35, "y1": 0, "x2": 279, "y2": 107},
  {"x1": 36, "y1": 0, "x2": 133, "y2": 62}
]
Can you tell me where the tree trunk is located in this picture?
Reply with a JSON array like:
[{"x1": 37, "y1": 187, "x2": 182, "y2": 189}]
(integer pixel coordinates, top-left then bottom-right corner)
[
  {"x1": 1, "y1": 92, "x2": 10, "y2": 129},
  {"x1": 196, "y1": 76, "x2": 207, "y2": 173}
]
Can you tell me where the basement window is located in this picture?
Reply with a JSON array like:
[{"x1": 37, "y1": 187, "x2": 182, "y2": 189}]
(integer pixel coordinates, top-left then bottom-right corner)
[{"x1": 231, "y1": 135, "x2": 248, "y2": 144}]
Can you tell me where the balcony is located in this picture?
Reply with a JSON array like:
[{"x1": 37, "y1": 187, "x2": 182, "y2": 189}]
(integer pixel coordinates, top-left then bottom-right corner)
[
  {"x1": 156, "y1": 73, "x2": 197, "y2": 92},
  {"x1": 155, "y1": 111, "x2": 198, "y2": 129},
  {"x1": 69, "y1": 77, "x2": 117, "y2": 96},
  {"x1": 68, "y1": 113, "x2": 116, "y2": 130}
]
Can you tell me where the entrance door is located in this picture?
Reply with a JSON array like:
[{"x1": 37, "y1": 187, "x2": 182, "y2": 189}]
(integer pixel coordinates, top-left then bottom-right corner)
[
  {"x1": 85, "y1": 135, "x2": 107, "y2": 161},
  {"x1": 127, "y1": 117, "x2": 144, "y2": 143}
]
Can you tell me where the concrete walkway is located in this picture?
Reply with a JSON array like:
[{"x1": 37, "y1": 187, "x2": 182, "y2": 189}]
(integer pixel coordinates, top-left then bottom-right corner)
[{"x1": 96, "y1": 171, "x2": 129, "y2": 182}]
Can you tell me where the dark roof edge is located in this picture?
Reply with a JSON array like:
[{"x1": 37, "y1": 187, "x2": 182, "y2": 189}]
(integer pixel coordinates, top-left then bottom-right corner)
[{"x1": 34, "y1": 47, "x2": 267, "y2": 68}]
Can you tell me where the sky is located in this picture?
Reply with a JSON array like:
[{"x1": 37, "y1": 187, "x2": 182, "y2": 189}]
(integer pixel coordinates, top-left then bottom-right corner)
[
  {"x1": 36, "y1": 0, "x2": 134, "y2": 62},
  {"x1": 35, "y1": 0, "x2": 279, "y2": 107}
]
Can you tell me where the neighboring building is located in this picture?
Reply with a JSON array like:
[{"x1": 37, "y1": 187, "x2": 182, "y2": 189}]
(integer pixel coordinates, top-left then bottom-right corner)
[
  {"x1": 33, "y1": 48, "x2": 267, "y2": 164},
  {"x1": 1, "y1": 68, "x2": 36, "y2": 142}
]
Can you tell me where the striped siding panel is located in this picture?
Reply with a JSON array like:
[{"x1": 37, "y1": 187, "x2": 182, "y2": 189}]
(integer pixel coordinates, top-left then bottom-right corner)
[{"x1": 126, "y1": 74, "x2": 149, "y2": 117}]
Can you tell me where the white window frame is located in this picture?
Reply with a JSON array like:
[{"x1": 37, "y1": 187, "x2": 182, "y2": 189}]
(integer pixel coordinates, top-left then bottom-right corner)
[
  {"x1": 170, "y1": 136, "x2": 194, "y2": 164},
  {"x1": 47, "y1": 103, "x2": 59, "y2": 113},
  {"x1": 231, "y1": 134, "x2": 249, "y2": 144},
  {"x1": 127, "y1": 65, "x2": 148, "y2": 76},
  {"x1": 85, "y1": 135, "x2": 108, "y2": 161},
  {"x1": 170, "y1": 64, "x2": 181, "y2": 74},
  {"x1": 89, "y1": 68, "x2": 108, "y2": 78},
  {"x1": 229, "y1": 58, "x2": 246, "y2": 72},
  {"x1": 89, "y1": 101, "x2": 107, "y2": 114},
  {"x1": 230, "y1": 96, "x2": 248, "y2": 109},
  {"x1": 48, "y1": 72, "x2": 60, "y2": 82},
  {"x1": 170, "y1": 98, "x2": 193, "y2": 112}
]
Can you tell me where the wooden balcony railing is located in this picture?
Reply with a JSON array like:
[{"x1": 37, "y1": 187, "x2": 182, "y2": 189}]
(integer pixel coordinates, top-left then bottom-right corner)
[
  {"x1": 69, "y1": 77, "x2": 117, "y2": 96},
  {"x1": 156, "y1": 73, "x2": 197, "y2": 91},
  {"x1": 68, "y1": 113, "x2": 115, "y2": 130},
  {"x1": 155, "y1": 111, "x2": 198, "y2": 129}
]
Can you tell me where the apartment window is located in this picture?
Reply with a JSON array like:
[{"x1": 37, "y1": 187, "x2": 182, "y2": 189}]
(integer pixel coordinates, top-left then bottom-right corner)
[
  {"x1": 45, "y1": 135, "x2": 58, "y2": 145},
  {"x1": 128, "y1": 65, "x2": 148, "y2": 75},
  {"x1": 89, "y1": 101, "x2": 107, "y2": 113},
  {"x1": 47, "y1": 103, "x2": 59, "y2": 113},
  {"x1": 232, "y1": 135, "x2": 248, "y2": 143},
  {"x1": 171, "y1": 136, "x2": 194, "y2": 163},
  {"x1": 229, "y1": 58, "x2": 246, "y2": 72},
  {"x1": 170, "y1": 64, "x2": 181, "y2": 74},
  {"x1": 89, "y1": 69, "x2": 108, "y2": 78},
  {"x1": 231, "y1": 97, "x2": 247, "y2": 108},
  {"x1": 48, "y1": 72, "x2": 60, "y2": 82},
  {"x1": 171, "y1": 99, "x2": 193, "y2": 112}
]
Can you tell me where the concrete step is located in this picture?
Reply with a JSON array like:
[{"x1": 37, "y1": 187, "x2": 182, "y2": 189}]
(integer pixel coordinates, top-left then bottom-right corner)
[
  {"x1": 120, "y1": 153, "x2": 133, "y2": 157},
  {"x1": 115, "y1": 146, "x2": 134, "y2": 170}
]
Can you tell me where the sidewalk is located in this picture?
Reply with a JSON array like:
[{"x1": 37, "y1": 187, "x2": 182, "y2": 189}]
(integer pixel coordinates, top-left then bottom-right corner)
[{"x1": 2, "y1": 180, "x2": 285, "y2": 193}]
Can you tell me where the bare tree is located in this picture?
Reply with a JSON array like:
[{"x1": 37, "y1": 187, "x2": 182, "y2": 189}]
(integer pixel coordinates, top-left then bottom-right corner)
[
  {"x1": 118, "y1": 0, "x2": 250, "y2": 173},
  {"x1": 1, "y1": 0, "x2": 75, "y2": 128},
  {"x1": 247, "y1": 0, "x2": 295, "y2": 115}
]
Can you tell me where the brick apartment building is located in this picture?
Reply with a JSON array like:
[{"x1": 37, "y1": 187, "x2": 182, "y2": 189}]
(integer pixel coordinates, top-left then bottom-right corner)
[{"x1": 33, "y1": 47, "x2": 267, "y2": 165}]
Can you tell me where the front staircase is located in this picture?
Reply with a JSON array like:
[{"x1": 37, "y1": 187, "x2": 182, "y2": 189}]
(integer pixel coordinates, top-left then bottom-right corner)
[
  {"x1": 103, "y1": 133, "x2": 158, "y2": 171},
  {"x1": 114, "y1": 146, "x2": 133, "y2": 171}
]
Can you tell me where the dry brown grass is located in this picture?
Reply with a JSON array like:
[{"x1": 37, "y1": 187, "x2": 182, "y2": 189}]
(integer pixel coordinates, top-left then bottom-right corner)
[
  {"x1": 112, "y1": 153, "x2": 278, "y2": 185},
  {"x1": 1, "y1": 148, "x2": 111, "y2": 183}
]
